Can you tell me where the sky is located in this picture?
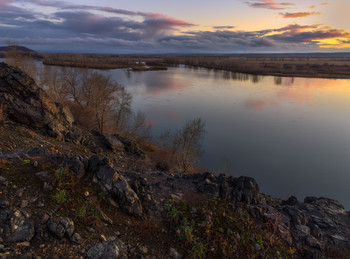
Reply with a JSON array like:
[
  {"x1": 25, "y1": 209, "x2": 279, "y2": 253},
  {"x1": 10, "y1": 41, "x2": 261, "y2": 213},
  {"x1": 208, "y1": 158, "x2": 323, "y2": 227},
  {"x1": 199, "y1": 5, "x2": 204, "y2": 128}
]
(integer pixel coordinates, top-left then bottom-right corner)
[{"x1": 0, "y1": 0, "x2": 349, "y2": 53}]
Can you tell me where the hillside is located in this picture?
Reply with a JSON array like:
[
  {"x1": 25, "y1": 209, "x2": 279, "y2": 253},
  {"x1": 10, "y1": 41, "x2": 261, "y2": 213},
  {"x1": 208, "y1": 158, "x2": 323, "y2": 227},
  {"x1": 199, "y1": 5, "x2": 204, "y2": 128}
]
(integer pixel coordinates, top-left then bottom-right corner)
[
  {"x1": 0, "y1": 62, "x2": 350, "y2": 258},
  {"x1": 0, "y1": 46, "x2": 37, "y2": 54}
]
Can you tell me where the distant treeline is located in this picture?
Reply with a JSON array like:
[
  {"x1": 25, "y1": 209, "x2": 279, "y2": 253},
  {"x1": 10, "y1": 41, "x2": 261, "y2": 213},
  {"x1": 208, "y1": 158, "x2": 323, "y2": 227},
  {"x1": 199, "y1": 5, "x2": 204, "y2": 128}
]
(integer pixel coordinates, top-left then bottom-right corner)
[
  {"x1": 42, "y1": 53, "x2": 168, "y2": 70},
  {"x1": 163, "y1": 55, "x2": 350, "y2": 79},
  {"x1": 40, "y1": 52, "x2": 350, "y2": 78}
]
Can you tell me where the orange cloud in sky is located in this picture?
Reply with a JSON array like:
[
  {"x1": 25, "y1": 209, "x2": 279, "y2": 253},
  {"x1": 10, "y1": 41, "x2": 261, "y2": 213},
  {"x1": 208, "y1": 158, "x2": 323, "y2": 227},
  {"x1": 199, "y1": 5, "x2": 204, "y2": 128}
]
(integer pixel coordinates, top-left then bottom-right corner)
[
  {"x1": 279, "y1": 12, "x2": 321, "y2": 19},
  {"x1": 247, "y1": 0, "x2": 293, "y2": 10}
]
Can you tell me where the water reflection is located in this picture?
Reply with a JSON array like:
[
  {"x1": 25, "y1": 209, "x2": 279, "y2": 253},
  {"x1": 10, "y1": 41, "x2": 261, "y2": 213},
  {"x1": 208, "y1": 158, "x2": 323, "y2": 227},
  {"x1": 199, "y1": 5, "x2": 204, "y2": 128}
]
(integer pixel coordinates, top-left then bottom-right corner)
[{"x1": 109, "y1": 67, "x2": 350, "y2": 209}]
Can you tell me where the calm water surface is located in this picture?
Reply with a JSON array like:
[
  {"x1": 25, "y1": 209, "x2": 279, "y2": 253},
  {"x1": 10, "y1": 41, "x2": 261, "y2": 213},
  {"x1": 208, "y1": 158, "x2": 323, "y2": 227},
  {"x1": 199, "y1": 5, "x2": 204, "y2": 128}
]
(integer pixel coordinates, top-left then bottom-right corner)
[{"x1": 104, "y1": 66, "x2": 350, "y2": 208}]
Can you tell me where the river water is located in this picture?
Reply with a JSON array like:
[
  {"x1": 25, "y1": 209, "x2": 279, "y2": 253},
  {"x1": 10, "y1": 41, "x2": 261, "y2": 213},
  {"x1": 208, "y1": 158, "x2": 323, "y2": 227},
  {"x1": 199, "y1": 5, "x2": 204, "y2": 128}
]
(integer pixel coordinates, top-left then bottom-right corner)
[{"x1": 105, "y1": 66, "x2": 350, "y2": 208}]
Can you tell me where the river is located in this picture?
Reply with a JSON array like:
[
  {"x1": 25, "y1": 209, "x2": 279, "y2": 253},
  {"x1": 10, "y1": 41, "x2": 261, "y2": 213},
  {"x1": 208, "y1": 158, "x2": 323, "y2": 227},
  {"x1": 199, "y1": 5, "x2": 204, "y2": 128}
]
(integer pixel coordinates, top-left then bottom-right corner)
[{"x1": 105, "y1": 66, "x2": 350, "y2": 208}]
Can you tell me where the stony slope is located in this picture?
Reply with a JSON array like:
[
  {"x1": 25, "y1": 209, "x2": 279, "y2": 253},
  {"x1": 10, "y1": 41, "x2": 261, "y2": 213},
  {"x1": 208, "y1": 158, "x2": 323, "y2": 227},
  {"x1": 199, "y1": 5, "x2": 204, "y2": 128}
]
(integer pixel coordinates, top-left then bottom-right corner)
[{"x1": 0, "y1": 62, "x2": 349, "y2": 258}]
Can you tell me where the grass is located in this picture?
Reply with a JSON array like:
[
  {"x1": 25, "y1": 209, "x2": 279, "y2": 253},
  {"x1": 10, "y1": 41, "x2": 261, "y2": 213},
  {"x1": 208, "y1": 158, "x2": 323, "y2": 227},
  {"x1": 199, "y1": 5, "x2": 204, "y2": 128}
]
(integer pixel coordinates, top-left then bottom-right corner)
[{"x1": 163, "y1": 197, "x2": 297, "y2": 258}]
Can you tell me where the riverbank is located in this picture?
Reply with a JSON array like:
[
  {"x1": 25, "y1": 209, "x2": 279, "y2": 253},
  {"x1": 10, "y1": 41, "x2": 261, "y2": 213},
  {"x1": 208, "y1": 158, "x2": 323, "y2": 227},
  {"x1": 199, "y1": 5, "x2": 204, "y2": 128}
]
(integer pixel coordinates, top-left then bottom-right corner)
[
  {"x1": 40, "y1": 52, "x2": 350, "y2": 79},
  {"x1": 164, "y1": 55, "x2": 350, "y2": 79}
]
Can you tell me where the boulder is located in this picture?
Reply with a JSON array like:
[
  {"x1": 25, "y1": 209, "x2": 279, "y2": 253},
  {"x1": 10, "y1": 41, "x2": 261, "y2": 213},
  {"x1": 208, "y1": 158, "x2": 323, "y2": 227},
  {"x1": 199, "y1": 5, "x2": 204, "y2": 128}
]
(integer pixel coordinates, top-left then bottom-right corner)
[
  {"x1": 87, "y1": 156, "x2": 142, "y2": 217},
  {"x1": 0, "y1": 62, "x2": 73, "y2": 138},
  {"x1": 101, "y1": 134, "x2": 124, "y2": 153},
  {"x1": 1, "y1": 210, "x2": 35, "y2": 242},
  {"x1": 47, "y1": 217, "x2": 74, "y2": 239},
  {"x1": 87, "y1": 237, "x2": 127, "y2": 259}
]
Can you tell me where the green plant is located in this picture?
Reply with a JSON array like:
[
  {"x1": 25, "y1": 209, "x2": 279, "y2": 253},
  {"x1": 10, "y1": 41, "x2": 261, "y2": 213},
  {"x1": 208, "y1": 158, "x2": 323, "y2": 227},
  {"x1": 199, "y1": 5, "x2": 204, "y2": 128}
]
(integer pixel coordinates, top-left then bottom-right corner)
[
  {"x1": 54, "y1": 190, "x2": 68, "y2": 204},
  {"x1": 192, "y1": 242, "x2": 205, "y2": 259},
  {"x1": 165, "y1": 199, "x2": 182, "y2": 221},
  {"x1": 21, "y1": 159, "x2": 31, "y2": 165},
  {"x1": 77, "y1": 206, "x2": 87, "y2": 217},
  {"x1": 56, "y1": 167, "x2": 69, "y2": 182},
  {"x1": 179, "y1": 218, "x2": 194, "y2": 242}
]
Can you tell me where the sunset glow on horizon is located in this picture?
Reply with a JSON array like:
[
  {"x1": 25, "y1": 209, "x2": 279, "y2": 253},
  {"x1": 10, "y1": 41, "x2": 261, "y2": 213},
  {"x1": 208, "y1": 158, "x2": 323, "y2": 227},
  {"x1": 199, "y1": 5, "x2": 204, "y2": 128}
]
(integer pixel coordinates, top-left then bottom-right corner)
[{"x1": 0, "y1": 0, "x2": 349, "y2": 53}]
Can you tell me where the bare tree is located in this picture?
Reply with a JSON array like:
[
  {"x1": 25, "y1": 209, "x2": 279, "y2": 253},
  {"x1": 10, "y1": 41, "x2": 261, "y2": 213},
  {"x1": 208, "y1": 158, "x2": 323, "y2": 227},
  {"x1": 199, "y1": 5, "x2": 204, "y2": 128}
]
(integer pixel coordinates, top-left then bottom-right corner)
[
  {"x1": 128, "y1": 110, "x2": 152, "y2": 142},
  {"x1": 41, "y1": 66, "x2": 67, "y2": 102},
  {"x1": 80, "y1": 72, "x2": 118, "y2": 133},
  {"x1": 62, "y1": 67, "x2": 84, "y2": 107},
  {"x1": 114, "y1": 86, "x2": 132, "y2": 132},
  {"x1": 172, "y1": 117, "x2": 206, "y2": 173}
]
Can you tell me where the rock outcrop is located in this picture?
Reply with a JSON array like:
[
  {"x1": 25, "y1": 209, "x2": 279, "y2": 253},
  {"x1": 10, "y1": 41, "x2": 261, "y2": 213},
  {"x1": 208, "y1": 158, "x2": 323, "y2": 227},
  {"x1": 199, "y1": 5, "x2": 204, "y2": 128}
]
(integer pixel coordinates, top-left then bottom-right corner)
[{"x1": 0, "y1": 62, "x2": 73, "y2": 138}]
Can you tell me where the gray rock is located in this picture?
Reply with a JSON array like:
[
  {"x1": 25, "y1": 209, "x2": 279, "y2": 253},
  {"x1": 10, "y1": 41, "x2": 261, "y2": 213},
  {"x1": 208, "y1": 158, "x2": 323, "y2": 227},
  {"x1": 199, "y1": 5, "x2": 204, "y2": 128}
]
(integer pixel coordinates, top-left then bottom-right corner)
[
  {"x1": 112, "y1": 175, "x2": 143, "y2": 216},
  {"x1": 0, "y1": 62, "x2": 73, "y2": 138},
  {"x1": 305, "y1": 235, "x2": 321, "y2": 249},
  {"x1": 1, "y1": 210, "x2": 35, "y2": 242},
  {"x1": 87, "y1": 237, "x2": 127, "y2": 259},
  {"x1": 88, "y1": 156, "x2": 142, "y2": 217},
  {"x1": 47, "y1": 217, "x2": 74, "y2": 239},
  {"x1": 101, "y1": 134, "x2": 124, "y2": 153},
  {"x1": 65, "y1": 155, "x2": 87, "y2": 179},
  {"x1": 295, "y1": 225, "x2": 310, "y2": 236},
  {"x1": 71, "y1": 232, "x2": 83, "y2": 244}
]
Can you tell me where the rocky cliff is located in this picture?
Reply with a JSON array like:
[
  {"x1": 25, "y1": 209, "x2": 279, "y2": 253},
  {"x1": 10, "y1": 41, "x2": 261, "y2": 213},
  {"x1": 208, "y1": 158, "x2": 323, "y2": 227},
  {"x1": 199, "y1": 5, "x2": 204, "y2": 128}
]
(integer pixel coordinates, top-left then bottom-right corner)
[{"x1": 0, "y1": 62, "x2": 349, "y2": 258}]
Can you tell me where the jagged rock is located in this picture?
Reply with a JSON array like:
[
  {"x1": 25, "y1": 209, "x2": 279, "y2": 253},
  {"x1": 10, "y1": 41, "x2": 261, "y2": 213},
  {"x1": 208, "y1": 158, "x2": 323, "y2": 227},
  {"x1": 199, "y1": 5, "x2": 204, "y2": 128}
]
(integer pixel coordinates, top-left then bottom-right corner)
[
  {"x1": 282, "y1": 196, "x2": 299, "y2": 206},
  {"x1": 112, "y1": 175, "x2": 143, "y2": 216},
  {"x1": 197, "y1": 173, "x2": 220, "y2": 196},
  {"x1": 0, "y1": 62, "x2": 73, "y2": 138},
  {"x1": 87, "y1": 237, "x2": 127, "y2": 259},
  {"x1": 88, "y1": 156, "x2": 142, "y2": 217},
  {"x1": 101, "y1": 134, "x2": 124, "y2": 152},
  {"x1": 114, "y1": 134, "x2": 146, "y2": 158},
  {"x1": 231, "y1": 176, "x2": 262, "y2": 204},
  {"x1": 96, "y1": 165, "x2": 118, "y2": 192},
  {"x1": 47, "y1": 217, "x2": 74, "y2": 239},
  {"x1": 64, "y1": 155, "x2": 88, "y2": 179},
  {"x1": 1, "y1": 210, "x2": 35, "y2": 242}
]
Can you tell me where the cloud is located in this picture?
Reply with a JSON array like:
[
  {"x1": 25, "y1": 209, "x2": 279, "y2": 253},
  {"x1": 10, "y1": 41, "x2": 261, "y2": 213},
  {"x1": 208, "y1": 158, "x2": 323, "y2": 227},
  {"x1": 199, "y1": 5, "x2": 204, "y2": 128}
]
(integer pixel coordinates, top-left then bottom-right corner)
[
  {"x1": 274, "y1": 24, "x2": 321, "y2": 32},
  {"x1": 279, "y1": 12, "x2": 321, "y2": 19},
  {"x1": 159, "y1": 30, "x2": 275, "y2": 52},
  {"x1": 213, "y1": 26, "x2": 235, "y2": 29},
  {"x1": 245, "y1": 0, "x2": 293, "y2": 10},
  {"x1": 0, "y1": 0, "x2": 349, "y2": 53},
  {"x1": 269, "y1": 26, "x2": 350, "y2": 43}
]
